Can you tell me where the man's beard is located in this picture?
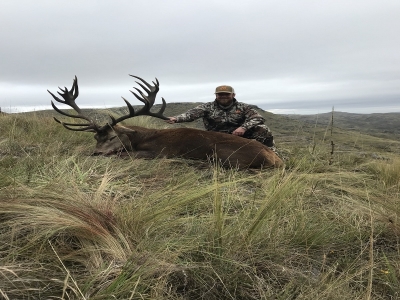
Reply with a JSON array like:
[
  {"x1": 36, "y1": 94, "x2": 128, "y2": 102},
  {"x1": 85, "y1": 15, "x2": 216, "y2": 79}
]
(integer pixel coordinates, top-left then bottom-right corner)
[{"x1": 216, "y1": 98, "x2": 234, "y2": 108}]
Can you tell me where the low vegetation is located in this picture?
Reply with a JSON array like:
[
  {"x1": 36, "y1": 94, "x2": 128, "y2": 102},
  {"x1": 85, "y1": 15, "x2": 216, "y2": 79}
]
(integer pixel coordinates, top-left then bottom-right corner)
[
  {"x1": 1, "y1": 111, "x2": 400, "y2": 299},
  {"x1": 284, "y1": 111, "x2": 400, "y2": 141}
]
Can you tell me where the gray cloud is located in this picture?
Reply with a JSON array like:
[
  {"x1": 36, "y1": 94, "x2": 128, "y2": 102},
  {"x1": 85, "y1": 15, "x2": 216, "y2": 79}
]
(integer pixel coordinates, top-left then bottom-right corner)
[{"x1": 1, "y1": 0, "x2": 399, "y2": 114}]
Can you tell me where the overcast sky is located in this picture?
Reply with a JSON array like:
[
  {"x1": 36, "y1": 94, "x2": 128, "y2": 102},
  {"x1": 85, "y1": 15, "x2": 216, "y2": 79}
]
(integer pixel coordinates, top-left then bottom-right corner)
[{"x1": 1, "y1": 0, "x2": 399, "y2": 114}]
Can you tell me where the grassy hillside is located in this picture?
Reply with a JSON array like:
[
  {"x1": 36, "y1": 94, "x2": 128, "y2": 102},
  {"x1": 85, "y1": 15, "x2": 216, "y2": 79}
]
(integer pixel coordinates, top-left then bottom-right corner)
[
  {"x1": 1, "y1": 111, "x2": 400, "y2": 299},
  {"x1": 284, "y1": 111, "x2": 400, "y2": 141}
]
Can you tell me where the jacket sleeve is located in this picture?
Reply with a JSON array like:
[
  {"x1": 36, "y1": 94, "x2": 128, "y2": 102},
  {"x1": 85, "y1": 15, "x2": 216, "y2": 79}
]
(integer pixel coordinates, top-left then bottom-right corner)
[
  {"x1": 173, "y1": 103, "x2": 208, "y2": 122},
  {"x1": 240, "y1": 105, "x2": 265, "y2": 130}
]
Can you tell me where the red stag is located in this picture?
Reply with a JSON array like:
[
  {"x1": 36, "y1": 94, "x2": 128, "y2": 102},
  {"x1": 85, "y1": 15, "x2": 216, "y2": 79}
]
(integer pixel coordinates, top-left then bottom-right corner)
[{"x1": 48, "y1": 75, "x2": 283, "y2": 169}]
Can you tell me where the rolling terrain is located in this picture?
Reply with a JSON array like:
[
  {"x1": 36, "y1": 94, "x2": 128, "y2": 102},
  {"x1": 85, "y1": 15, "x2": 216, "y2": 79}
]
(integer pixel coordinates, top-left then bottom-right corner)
[
  {"x1": 1, "y1": 105, "x2": 400, "y2": 299},
  {"x1": 284, "y1": 111, "x2": 400, "y2": 140}
]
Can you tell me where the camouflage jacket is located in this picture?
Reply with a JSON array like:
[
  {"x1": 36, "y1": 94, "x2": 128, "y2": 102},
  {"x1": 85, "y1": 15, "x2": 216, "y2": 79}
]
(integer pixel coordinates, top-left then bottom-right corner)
[{"x1": 173, "y1": 99, "x2": 265, "y2": 132}]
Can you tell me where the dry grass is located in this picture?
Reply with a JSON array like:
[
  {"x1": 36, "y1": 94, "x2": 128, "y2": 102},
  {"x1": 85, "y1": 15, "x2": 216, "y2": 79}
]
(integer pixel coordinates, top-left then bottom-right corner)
[{"x1": 0, "y1": 113, "x2": 400, "y2": 299}]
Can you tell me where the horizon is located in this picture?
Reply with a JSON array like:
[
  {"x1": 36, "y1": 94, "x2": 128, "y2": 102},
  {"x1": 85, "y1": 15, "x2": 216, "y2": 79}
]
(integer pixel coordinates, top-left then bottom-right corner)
[{"x1": 2, "y1": 102, "x2": 400, "y2": 116}]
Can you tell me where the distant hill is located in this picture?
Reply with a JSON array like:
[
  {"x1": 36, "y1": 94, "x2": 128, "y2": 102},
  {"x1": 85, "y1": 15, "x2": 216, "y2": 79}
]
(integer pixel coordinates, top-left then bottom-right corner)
[{"x1": 284, "y1": 111, "x2": 400, "y2": 140}]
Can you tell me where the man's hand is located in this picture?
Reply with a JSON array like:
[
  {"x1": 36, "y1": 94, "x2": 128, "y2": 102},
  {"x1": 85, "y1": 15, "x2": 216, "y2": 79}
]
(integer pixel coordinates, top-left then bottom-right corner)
[
  {"x1": 165, "y1": 117, "x2": 177, "y2": 124},
  {"x1": 232, "y1": 127, "x2": 246, "y2": 136}
]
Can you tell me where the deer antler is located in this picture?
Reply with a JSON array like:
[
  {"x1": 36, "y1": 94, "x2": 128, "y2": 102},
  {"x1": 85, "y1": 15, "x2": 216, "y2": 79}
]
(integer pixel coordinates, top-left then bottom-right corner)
[
  {"x1": 50, "y1": 75, "x2": 168, "y2": 132},
  {"x1": 104, "y1": 75, "x2": 168, "y2": 128},
  {"x1": 48, "y1": 76, "x2": 99, "y2": 132}
]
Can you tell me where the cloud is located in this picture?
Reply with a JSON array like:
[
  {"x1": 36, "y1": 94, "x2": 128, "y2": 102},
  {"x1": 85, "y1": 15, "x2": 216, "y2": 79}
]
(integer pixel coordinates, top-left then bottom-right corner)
[{"x1": 1, "y1": 0, "x2": 399, "y2": 114}]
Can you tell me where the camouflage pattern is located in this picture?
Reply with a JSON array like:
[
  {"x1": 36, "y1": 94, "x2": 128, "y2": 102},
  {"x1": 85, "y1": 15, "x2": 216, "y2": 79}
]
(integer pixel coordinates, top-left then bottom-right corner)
[{"x1": 173, "y1": 99, "x2": 275, "y2": 147}]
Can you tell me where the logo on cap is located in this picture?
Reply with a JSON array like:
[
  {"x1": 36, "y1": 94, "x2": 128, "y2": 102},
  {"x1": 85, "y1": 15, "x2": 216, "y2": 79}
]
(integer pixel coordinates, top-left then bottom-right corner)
[{"x1": 215, "y1": 85, "x2": 235, "y2": 94}]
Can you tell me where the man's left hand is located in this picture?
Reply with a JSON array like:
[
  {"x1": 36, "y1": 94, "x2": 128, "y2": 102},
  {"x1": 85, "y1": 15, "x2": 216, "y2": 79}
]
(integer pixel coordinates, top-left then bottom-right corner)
[{"x1": 232, "y1": 127, "x2": 246, "y2": 136}]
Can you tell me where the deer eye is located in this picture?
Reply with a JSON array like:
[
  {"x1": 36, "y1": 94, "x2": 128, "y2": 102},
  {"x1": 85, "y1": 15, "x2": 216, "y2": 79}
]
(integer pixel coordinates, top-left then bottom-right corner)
[{"x1": 109, "y1": 136, "x2": 117, "y2": 141}]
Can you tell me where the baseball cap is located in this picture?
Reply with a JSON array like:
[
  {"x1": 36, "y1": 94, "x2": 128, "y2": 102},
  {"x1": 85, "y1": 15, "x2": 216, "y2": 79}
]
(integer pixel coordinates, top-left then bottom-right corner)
[{"x1": 215, "y1": 85, "x2": 235, "y2": 94}]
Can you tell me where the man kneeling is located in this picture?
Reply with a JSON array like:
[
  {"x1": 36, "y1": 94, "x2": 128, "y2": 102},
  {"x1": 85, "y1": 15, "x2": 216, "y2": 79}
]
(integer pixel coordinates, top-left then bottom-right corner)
[{"x1": 166, "y1": 84, "x2": 277, "y2": 152}]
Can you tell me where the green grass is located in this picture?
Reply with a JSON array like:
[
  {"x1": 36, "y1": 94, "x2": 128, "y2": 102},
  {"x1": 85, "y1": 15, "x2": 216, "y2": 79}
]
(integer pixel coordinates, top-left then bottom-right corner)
[{"x1": 1, "y1": 113, "x2": 400, "y2": 299}]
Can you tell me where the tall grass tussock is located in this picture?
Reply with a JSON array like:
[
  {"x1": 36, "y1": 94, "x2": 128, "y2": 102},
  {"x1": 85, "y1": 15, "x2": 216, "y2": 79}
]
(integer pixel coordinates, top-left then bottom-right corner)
[{"x1": 1, "y1": 112, "x2": 400, "y2": 299}]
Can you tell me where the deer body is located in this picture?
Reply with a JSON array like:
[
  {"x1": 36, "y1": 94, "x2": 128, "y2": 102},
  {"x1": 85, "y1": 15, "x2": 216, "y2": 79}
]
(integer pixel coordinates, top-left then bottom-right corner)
[
  {"x1": 94, "y1": 125, "x2": 282, "y2": 168},
  {"x1": 49, "y1": 75, "x2": 283, "y2": 169}
]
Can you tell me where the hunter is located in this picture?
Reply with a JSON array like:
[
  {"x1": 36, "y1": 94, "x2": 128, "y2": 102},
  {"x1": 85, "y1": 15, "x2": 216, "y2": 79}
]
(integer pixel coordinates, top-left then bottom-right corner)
[{"x1": 166, "y1": 85, "x2": 277, "y2": 151}]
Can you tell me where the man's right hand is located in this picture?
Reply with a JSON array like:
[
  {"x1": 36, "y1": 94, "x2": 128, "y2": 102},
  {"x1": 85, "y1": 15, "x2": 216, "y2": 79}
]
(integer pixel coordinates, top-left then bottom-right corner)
[
  {"x1": 165, "y1": 117, "x2": 177, "y2": 124},
  {"x1": 232, "y1": 127, "x2": 246, "y2": 136}
]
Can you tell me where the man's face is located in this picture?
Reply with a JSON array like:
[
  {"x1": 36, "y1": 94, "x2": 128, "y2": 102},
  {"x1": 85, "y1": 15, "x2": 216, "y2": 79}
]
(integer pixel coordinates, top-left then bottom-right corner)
[{"x1": 216, "y1": 93, "x2": 235, "y2": 106}]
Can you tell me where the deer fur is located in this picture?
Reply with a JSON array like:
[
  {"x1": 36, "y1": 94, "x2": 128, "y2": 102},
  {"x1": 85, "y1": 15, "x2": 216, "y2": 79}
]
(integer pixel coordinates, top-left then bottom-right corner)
[{"x1": 92, "y1": 124, "x2": 283, "y2": 169}]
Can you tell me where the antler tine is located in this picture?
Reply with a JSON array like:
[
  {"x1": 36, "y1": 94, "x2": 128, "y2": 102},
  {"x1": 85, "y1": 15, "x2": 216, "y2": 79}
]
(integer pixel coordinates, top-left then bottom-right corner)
[
  {"x1": 129, "y1": 75, "x2": 156, "y2": 90},
  {"x1": 50, "y1": 100, "x2": 99, "y2": 132},
  {"x1": 52, "y1": 76, "x2": 80, "y2": 109},
  {"x1": 133, "y1": 79, "x2": 160, "y2": 95},
  {"x1": 134, "y1": 81, "x2": 151, "y2": 95},
  {"x1": 130, "y1": 88, "x2": 150, "y2": 105},
  {"x1": 48, "y1": 90, "x2": 64, "y2": 104},
  {"x1": 99, "y1": 96, "x2": 140, "y2": 129},
  {"x1": 158, "y1": 97, "x2": 167, "y2": 115},
  {"x1": 51, "y1": 101, "x2": 88, "y2": 120},
  {"x1": 130, "y1": 95, "x2": 168, "y2": 120},
  {"x1": 99, "y1": 75, "x2": 168, "y2": 129},
  {"x1": 53, "y1": 117, "x2": 97, "y2": 132},
  {"x1": 129, "y1": 75, "x2": 160, "y2": 104},
  {"x1": 49, "y1": 76, "x2": 99, "y2": 132},
  {"x1": 147, "y1": 97, "x2": 168, "y2": 119}
]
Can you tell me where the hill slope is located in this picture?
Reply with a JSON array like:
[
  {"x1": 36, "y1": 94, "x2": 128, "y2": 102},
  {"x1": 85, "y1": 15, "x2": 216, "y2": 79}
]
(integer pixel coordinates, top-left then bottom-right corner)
[
  {"x1": 1, "y1": 108, "x2": 400, "y2": 299},
  {"x1": 284, "y1": 111, "x2": 400, "y2": 140}
]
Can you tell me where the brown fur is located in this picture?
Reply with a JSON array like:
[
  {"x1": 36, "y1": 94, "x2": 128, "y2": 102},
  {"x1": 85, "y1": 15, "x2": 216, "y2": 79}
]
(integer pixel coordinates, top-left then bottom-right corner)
[{"x1": 93, "y1": 125, "x2": 283, "y2": 169}]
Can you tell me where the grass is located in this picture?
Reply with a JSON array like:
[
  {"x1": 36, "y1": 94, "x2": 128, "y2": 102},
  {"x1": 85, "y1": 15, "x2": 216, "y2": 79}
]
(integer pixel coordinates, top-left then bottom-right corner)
[{"x1": 1, "y1": 112, "x2": 400, "y2": 299}]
